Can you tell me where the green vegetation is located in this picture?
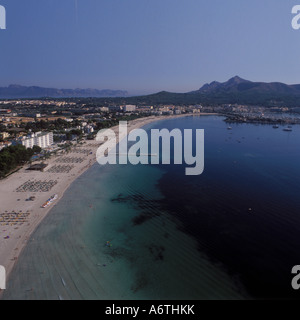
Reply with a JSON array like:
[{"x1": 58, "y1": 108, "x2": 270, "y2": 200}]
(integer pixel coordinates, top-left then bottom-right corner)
[
  {"x1": 32, "y1": 145, "x2": 42, "y2": 154},
  {"x1": 65, "y1": 90, "x2": 300, "y2": 108},
  {"x1": 95, "y1": 114, "x2": 149, "y2": 131},
  {"x1": 65, "y1": 129, "x2": 83, "y2": 141},
  {"x1": 22, "y1": 118, "x2": 82, "y2": 133},
  {"x1": 0, "y1": 145, "x2": 37, "y2": 178}
]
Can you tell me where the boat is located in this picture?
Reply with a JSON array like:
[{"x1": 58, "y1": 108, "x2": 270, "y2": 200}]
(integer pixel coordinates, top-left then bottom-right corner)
[
  {"x1": 61, "y1": 277, "x2": 66, "y2": 287},
  {"x1": 105, "y1": 241, "x2": 112, "y2": 247},
  {"x1": 41, "y1": 194, "x2": 58, "y2": 208},
  {"x1": 227, "y1": 127, "x2": 232, "y2": 130},
  {"x1": 283, "y1": 127, "x2": 292, "y2": 132},
  {"x1": 273, "y1": 125, "x2": 279, "y2": 129}
]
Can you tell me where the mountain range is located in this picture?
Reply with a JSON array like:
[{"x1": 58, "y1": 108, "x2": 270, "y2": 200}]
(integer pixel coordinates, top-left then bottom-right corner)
[
  {"x1": 0, "y1": 85, "x2": 128, "y2": 99},
  {"x1": 194, "y1": 76, "x2": 300, "y2": 95},
  {"x1": 1, "y1": 77, "x2": 300, "y2": 107},
  {"x1": 131, "y1": 76, "x2": 300, "y2": 107}
]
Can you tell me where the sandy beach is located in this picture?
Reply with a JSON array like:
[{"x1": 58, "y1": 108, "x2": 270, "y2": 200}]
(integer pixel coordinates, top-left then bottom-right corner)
[{"x1": 0, "y1": 114, "x2": 198, "y2": 292}]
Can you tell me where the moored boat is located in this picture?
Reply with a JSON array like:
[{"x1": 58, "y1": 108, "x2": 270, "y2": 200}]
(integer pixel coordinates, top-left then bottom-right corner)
[{"x1": 41, "y1": 194, "x2": 58, "y2": 208}]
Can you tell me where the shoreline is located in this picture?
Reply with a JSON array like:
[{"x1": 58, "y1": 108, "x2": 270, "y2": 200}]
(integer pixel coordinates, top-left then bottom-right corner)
[{"x1": 0, "y1": 113, "x2": 208, "y2": 294}]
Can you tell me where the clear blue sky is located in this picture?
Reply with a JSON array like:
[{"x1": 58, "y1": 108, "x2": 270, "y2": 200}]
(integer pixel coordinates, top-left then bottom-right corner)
[{"x1": 0, "y1": 0, "x2": 299, "y2": 95}]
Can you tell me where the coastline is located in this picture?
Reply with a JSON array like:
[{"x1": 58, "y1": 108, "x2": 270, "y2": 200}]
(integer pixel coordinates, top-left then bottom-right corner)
[{"x1": 0, "y1": 113, "x2": 206, "y2": 293}]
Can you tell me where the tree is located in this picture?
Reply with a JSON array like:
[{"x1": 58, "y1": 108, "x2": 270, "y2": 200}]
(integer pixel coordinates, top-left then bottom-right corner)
[
  {"x1": 32, "y1": 145, "x2": 42, "y2": 154},
  {"x1": 0, "y1": 145, "x2": 35, "y2": 178}
]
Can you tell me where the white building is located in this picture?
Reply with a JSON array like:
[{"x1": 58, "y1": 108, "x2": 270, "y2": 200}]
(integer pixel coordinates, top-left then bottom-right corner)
[
  {"x1": 0, "y1": 141, "x2": 12, "y2": 151},
  {"x1": 84, "y1": 125, "x2": 94, "y2": 134},
  {"x1": 20, "y1": 132, "x2": 53, "y2": 149},
  {"x1": 123, "y1": 105, "x2": 136, "y2": 112},
  {"x1": 0, "y1": 132, "x2": 10, "y2": 140}
]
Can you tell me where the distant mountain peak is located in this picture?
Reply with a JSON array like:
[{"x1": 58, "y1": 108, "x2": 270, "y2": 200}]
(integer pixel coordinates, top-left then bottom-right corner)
[
  {"x1": 197, "y1": 76, "x2": 250, "y2": 93},
  {"x1": 199, "y1": 81, "x2": 220, "y2": 92},
  {"x1": 8, "y1": 84, "x2": 24, "y2": 89},
  {"x1": 227, "y1": 76, "x2": 249, "y2": 84},
  {"x1": 0, "y1": 85, "x2": 128, "y2": 98}
]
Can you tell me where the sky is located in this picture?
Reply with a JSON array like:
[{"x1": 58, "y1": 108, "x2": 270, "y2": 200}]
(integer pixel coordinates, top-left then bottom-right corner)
[{"x1": 0, "y1": 0, "x2": 300, "y2": 95}]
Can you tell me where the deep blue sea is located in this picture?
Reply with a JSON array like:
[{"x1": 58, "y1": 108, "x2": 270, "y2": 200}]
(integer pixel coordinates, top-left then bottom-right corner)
[{"x1": 3, "y1": 115, "x2": 300, "y2": 300}]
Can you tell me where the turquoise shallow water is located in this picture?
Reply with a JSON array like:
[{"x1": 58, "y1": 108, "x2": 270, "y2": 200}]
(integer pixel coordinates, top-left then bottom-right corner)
[
  {"x1": 2, "y1": 157, "x2": 246, "y2": 299},
  {"x1": 3, "y1": 115, "x2": 300, "y2": 299}
]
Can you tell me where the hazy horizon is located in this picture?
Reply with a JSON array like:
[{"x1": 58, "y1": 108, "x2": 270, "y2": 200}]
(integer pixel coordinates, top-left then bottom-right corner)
[
  {"x1": 2, "y1": 74, "x2": 300, "y2": 97},
  {"x1": 0, "y1": 1, "x2": 300, "y2": 95}
]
